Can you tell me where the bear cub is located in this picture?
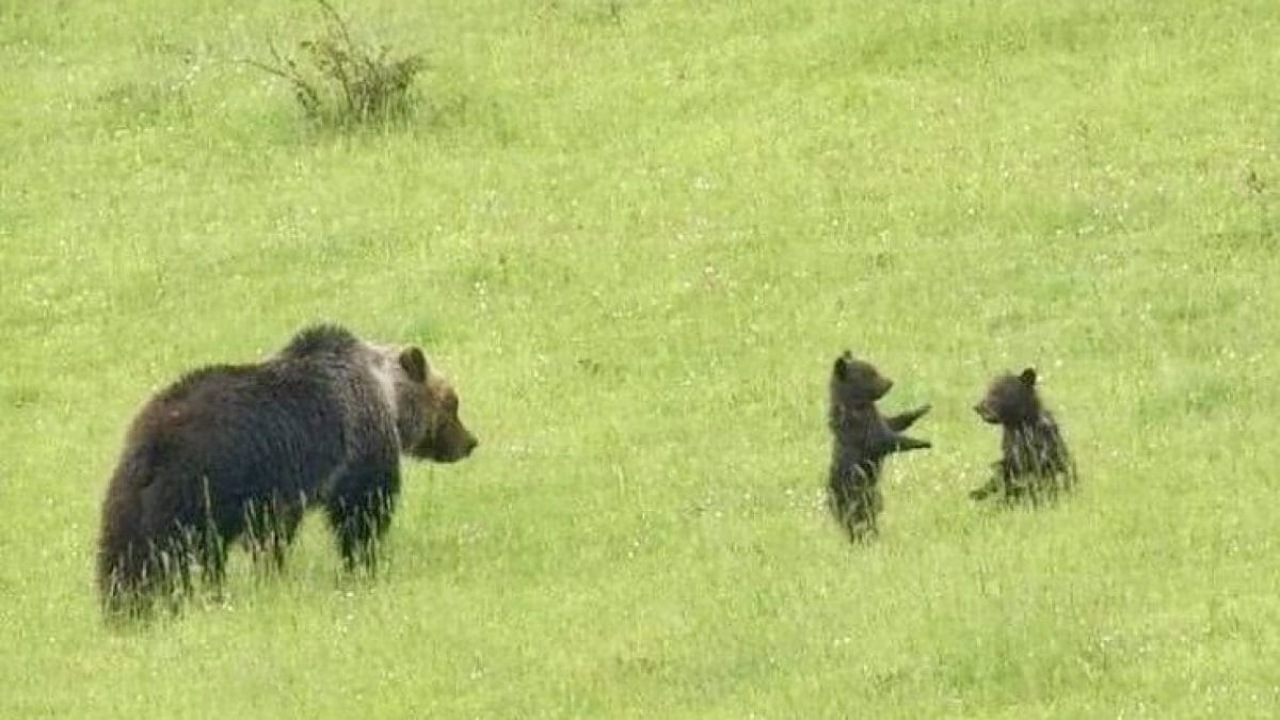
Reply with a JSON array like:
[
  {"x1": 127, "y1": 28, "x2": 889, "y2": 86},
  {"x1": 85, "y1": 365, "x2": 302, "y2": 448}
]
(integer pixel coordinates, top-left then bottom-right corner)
[
  {"x1": 97, "y1": 324, "x2": 478, "y2": 619},
  {"x1": 827, "y1": 351, "x2": 932, "y2": 542},
  {"x1": 970, "y1": 367, "x2": 1077, "y2": 504}
]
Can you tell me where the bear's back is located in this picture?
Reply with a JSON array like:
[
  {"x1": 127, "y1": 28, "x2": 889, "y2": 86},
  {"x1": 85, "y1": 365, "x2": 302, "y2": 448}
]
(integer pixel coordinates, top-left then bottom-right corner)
[{"x1": 127, "y1": 359, "x2": 354, "y2": 498}]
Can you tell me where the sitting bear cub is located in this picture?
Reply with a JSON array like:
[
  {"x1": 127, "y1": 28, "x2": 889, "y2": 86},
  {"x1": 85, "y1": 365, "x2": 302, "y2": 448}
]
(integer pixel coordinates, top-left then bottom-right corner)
[{"x1": 970, "y1": 367, "x2": 1077, "y2": 504}]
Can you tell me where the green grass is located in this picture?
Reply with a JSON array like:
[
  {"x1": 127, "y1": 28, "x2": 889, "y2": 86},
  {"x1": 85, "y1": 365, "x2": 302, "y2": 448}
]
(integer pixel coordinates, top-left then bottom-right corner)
[{"x1": 3, "y1": 0, "x2": 1279, "y2": 716}]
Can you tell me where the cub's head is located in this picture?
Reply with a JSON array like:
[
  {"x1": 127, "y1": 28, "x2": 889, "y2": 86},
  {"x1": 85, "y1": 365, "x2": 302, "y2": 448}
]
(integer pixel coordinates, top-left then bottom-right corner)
[
  {"x1": 830, "y1": 351, "x2": 893, "y2": 407},
  {"x1": 381, "y1": 346, "x2": 478, "y2": 463},
  {"x1": 974, "y1": 368, "x2": 1040, "y2": 426}
]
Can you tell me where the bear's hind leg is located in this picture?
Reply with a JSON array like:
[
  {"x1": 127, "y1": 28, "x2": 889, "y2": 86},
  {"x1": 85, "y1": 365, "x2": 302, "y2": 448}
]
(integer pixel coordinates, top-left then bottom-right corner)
[
  {"x1": 827, "y1": 470, "x2": 881, "y2": 544},
  {"x1": 100, "y1": 542, "x2": 166, "y2": 622}
]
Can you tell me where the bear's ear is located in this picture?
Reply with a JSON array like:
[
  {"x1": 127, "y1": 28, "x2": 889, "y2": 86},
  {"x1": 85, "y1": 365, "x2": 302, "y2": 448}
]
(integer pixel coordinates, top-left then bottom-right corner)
[
  {"x1": 399, "y1": 347, "x2": 429, "y2": 383},
  {"x1": 833, "y1": 351, "x2": 852, "y2": 379},
  {"x1": 1018, "y1": 368, "x2": 1037, "y2": 387}
]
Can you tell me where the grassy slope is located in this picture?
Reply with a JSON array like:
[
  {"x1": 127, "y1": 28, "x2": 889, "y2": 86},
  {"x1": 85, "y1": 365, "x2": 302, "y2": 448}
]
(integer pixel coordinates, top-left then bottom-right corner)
[{"x1": 2, "y1": 0, "x2": 1278, "y2": 716}]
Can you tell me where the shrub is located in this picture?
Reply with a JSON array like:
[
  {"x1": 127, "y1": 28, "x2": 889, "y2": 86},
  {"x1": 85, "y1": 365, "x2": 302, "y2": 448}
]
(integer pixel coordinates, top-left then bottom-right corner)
[{"x1": 246, "y1": 0, "x2": 424, "y2": 129}]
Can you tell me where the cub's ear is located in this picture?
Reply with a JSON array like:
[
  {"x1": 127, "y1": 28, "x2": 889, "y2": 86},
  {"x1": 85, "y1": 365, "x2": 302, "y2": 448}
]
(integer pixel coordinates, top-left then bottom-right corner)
[
  {"x1": 833, "y1": 351, "x2": 852, "y2": 378},
  {"x1": 1018, "y1": 367, "x2": 1038, "y2": 387},
  {"x1": 399, "y1": 347, "x2": 428, "y2": 382}
]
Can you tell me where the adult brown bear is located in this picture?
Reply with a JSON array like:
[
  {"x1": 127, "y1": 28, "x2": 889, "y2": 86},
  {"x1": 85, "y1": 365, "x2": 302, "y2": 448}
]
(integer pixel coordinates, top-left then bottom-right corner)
[{"x1": 96, "y1": 324, "x2": 477, "y2": 618}]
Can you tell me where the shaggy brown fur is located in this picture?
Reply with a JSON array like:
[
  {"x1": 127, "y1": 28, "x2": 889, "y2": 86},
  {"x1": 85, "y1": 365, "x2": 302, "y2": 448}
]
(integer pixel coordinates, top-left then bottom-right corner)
[
  {"x1": 96, "y1": 324, "x2": 477, "y2": 619},
  {"x1": 827, "y1": 351, "x2": 931, "y2": 542}
]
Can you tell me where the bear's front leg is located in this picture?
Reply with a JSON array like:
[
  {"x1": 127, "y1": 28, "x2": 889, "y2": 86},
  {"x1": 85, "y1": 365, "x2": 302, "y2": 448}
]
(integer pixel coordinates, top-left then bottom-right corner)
[
  {"x1": 891, "y1": 434, "x2": 932, "y2": 453},
  {"x1": 886, "y1": 404, "x2": 931, "y2": 432},
  {"x1": 325, "y1": 487, "x2": 398, "y2": 573},
  {"x1": 968, "y1": 462, "x2": 1004, "y2": 501}
]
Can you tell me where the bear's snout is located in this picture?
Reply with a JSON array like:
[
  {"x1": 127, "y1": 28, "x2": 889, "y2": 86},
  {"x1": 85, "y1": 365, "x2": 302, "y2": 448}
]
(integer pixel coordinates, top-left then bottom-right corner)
[
  {"x1": 458, "y1": 433, "x2": 478, "y2": 459},
  {"x1": 412, "y1": 422, "x2": 478, "y2": 463},
  {"x1": 974, "y1": 403, "x2": 999, "y2": 424}
]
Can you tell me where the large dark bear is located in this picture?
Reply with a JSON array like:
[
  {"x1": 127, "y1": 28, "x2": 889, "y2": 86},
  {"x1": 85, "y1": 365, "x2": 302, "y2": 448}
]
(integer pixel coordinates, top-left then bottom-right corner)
[
  {"x1": 827, "y1": 351, "x2": 931, "y2": 543},
  {"x1": 969, "y1": 367, "x2": 1077, "y2": 504},
  {"x1": 97, "y1": 324, "x2": 477, "y2": 618}
]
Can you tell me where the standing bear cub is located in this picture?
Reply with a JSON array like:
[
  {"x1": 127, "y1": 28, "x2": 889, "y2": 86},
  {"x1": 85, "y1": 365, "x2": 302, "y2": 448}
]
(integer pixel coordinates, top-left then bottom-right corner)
[
  {"x1": 970, "y1": 367, "x2": 1077, "y2": 504},
  {"x1": 97, "y1": 324, "x2": 477, "y2": 619},
  {"x1": 827, "y1": 351, "x2": 932, "y2": 543}
]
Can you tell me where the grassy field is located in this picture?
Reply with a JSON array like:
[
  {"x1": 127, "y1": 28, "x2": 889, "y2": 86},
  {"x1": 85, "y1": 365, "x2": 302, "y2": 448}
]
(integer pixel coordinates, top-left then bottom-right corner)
[{"x1": 2, "y1": 0, "x2": 1279, "y2": 716}]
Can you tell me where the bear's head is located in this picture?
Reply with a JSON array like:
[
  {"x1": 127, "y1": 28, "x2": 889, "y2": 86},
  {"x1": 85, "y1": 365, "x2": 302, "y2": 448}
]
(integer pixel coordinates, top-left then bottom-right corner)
[
  {"x1": 974, "y1": 368, "x2": 1041, "y2": 426},
  {"x1": 830, "y1": 351, "x2": 893, "y2": 407},
  {"x1": 387, "y1": 346, "x2": 478, "y2": 463}
]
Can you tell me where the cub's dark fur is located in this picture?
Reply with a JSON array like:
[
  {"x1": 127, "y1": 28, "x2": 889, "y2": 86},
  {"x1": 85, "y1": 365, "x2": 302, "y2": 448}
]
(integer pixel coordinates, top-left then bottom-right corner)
[
  {"x1": 970, "y1": 367, "x2": 1077, "y2": 504},
  {"x1": 827, "y1": 351, "x2": 931, "y2": 542},
  {"x1": 97, "y1": 324, "x2": 477, "y2": 619}
]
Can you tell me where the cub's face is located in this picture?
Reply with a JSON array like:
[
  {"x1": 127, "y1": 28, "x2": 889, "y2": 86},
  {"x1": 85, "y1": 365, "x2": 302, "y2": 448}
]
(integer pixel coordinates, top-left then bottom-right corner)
[
  {"x1": 974, "y1": 368, "x2": 1037, "y2": 425},
  {"x1": 830, "y1": 351, "x2": 893, "y2": 405},
  {"x1": 388, "y1": 346, "x2": 478, "y2": 463}
]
